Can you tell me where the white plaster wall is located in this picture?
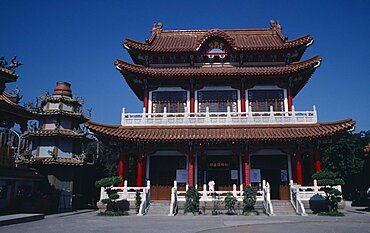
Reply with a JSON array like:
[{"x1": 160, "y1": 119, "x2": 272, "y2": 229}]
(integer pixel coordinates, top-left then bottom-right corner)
[
  {"x1": 46, "y1": 103, "x2": 59, "y2": 110},
  {"x1": 38, "y1": 139, "x2": 54, "y2": 157}
]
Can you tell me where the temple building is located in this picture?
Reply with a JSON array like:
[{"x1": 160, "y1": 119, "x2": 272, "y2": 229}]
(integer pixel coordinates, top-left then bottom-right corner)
[
  {"x1": 87, "y1": 21, "x2": 355, "y2": 200},
  {"x1": 18, "y1": 82, "x2": 95, "y2": 212},
  {"x1": 0, "y1": 60, "x2": 42, "y2": 213}
]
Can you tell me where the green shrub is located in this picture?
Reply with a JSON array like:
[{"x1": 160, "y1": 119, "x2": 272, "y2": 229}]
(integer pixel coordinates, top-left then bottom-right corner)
[
  {"x1": 243, "y1": 186, "x2": 257, "y2": 213},
  {"x1": 312, "y1": 171, "x2": 345, "y2": 215},
  {"x1": 95, "y1": 176, "x2": 123, "y2": 188},
  {"x1": 95, "y1": 176, "x2": 123, "y2": 213},
  {"x1": 184, "y1": 187, "x2": 200, "y2": 214},
  {"x1": 225, "y1": 192, "x2": 237, "y2": 215},
  {"x1": 97, "y1": 211, "x2": 129, "y2": 216}
]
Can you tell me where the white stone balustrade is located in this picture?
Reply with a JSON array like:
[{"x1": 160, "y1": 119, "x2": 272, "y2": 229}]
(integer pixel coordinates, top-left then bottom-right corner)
[
  {"x1": 121, "y1": 105, "x2": 317, "y2": 126},
  {"x1": 289, "y1": 179, "x2": 342, "y2": 216},
  {"x1": 99, "y1": 180, "x2": 150, "y2": 216}
]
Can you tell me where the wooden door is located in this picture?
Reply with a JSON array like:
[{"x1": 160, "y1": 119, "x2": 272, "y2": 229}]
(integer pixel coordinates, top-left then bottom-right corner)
[{"x1": 149, "y1": 156, "x2": 186, "y2": 200}]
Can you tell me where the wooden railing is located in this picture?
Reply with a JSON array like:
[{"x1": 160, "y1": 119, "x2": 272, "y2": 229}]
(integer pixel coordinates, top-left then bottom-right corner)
[{"x1": 121, "y1": 105, "x2": 317, "y2": 126}]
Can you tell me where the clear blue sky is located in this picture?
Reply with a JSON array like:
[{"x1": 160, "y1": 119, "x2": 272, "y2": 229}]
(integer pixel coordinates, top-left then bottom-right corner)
[{"x1": 1, "y1": 0, "x2": 369, "y2": 131}]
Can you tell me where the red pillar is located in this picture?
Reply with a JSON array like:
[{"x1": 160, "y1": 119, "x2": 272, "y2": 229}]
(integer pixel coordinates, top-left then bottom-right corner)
[
  {"x1": 296, "y1": 149, "x2": 303, "y2": 185},
  {"x1": 291, "y1": 154, "x2": 297, "y2": 182},
  {"x1": 243, "y1": 146, "x2": 250, "y2": 186},
  {"x1": 188, "y1": 146, "x2": 194, "y2": 187},
  {"x1": 287, "y1": 86, "x2": 293, "y2": 111},
  {"x1": 143, "y1": 80, "x2": 149, "y2": 113},
  {"x1": 314, "y1": 148, "x2": 321, "y2": 172},
  {"x1": 118, "y1": 147, "x2": 126, "y2": 182},
  {"x1": 240, "y1": 79, "x2": 246, "y2": 112},
  {"x1": 136, "y1": 152, "x2": 143, "y2": 187},
  {"x1": 190, "y1": 79, "x2": 195, "y2": 113}
]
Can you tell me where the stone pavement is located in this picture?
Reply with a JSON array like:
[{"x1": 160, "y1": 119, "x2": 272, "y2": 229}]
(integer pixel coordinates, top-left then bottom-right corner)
[{"x1": 1, "y1": 207, "x2": 369, "y2": 233}]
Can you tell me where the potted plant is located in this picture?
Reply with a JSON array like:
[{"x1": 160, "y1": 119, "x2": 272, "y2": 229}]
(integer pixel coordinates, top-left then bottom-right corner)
[
  {"x1": 243, "y1": 186, "x2": 258, "y2": 215},
  {"x1": 225, "y1": 192, "x2": 237, "y2": 215},
  {"x1": 184, "y1": 186, "x2": 200, "y2": 215}
]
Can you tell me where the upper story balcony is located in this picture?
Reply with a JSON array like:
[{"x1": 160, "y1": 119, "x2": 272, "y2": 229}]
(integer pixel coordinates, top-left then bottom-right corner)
[{"x1": 121, "y1": 105, "x2": 317, "y2": 126}]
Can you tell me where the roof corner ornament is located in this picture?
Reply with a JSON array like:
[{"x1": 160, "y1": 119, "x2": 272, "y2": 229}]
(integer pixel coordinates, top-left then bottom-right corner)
[
  {"x1": 151, "y1": 21, "x2": 163, "y2": 36},
  {"x1": 270, "y1": 20, "x2": 282, "y2": 35}
]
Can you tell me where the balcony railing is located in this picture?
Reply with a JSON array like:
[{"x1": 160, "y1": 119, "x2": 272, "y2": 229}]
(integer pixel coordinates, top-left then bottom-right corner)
[{"x1": 121, "y1": 105, "x2": 317, "y2": 126}]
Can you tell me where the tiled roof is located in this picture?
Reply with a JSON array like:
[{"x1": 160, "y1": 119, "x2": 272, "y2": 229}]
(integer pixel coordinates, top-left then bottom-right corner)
[
  {"x1": 23, "y1": 129, "x2": 86, "y2": 138},
  {"x1": 0, "y1": 93, "x2": 35, "y2": 118},
  {"x1": 86, "y1": 119, "x2": 355, "y2": 143},
  {"x1": 17, "y1": 157, "x2": 87, "y2": 166},
  {"x1": 116, "y1": 56, "x2": 321, "y2": 78},
  {"x1": 124, "y1": 28, "x2": 312, "y2": 53},
  {"x1": 35, "y1": 109, "x2": 89, "y2": 121},
  {"x1": 0, "y1": 67, "x2": 18, "y2": 82}
]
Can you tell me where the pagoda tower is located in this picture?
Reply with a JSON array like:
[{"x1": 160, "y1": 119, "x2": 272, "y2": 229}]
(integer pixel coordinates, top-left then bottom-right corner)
[
  {"x1": 25, "y1": 82, "x2": 88, "y2": 160},
  {"x1": 19, "y1": 82, "x2": 94, "y2": 213}
]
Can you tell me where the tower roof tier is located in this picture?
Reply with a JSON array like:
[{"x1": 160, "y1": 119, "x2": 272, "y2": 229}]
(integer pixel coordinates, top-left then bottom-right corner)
[
  {"x1": 23, "y1": 129, "x2": 86, "y2": 139},
  {"x1": 34, "y1": 109, "x2": 89, "y2": 123},
  {"x1": 116, "y1": 56, "x2": 320, "y2": 78},
  {"x1": 124, "y1": 26, "x2": 312, "y2": 54},
  {"x1": 86, "y1": 119, "x2": 354, "y2": 143},
  {"x1": 17, "y1": 157, "x2": 88, "y2": 166},
  {"x1": 0, "y1": 67, "x2": 19, "y2": 83},
  {"x1": 116, "y1": 56, "x2": 321, "y2": 100}
]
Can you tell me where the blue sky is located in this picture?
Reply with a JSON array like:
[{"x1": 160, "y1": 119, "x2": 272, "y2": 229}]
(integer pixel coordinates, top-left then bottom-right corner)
[{"x1": 1, "y1": 0, "x2": 369, "y2": 131}]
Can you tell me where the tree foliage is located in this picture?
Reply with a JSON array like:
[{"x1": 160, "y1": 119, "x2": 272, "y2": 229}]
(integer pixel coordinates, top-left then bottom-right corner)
[
  {"x1": 84, "y1": 141, "x2": 120, "y2": 177},
  {"x1": 321, "y1": 131, "x2": 369, "y2": 180}
]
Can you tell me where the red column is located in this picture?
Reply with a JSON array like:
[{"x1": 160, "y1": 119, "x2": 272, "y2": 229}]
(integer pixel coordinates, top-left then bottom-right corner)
[
  {"x1": 143, "y1": 80, "x2": 148, "y2": 113},
  {"x1": 243, "y1": 146, "x2": 250, "y2": 186},
  {"x1": 310, "y1": 153, "x2": 315, "y2": 179},
  {"x1": 190, "y1": 79, "x2": 195, "y2": 113},
  {"x1": 136, "y1": 152, "x2": 143, "y2": 187},
  {"x1": 287, "y1": 86, "x2": 293, "y2": 111},
  {"x1": 188, "y1": 146, "x2": 194, "y2": 187},
  {"x1": 240, "y1": 79, "x2": 246, "y2": 112},
  {"x1": 118, "y1": 147, "x2": 126, "y2": 182},
  {"x1": 296, "y1": 149, "x2": 303, "y2": 185},
  {"x1": 314, "y1": 148, "x2": 321, "y2": 172}
]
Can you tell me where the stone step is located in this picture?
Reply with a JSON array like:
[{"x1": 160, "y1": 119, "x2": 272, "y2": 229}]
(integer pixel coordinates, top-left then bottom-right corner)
[
  {"x1": 271, "y1": 200, "x2": 297, "y2": 216},
  {"x1": 146, "y1": 201, "x2": 170, "y2": 216}
]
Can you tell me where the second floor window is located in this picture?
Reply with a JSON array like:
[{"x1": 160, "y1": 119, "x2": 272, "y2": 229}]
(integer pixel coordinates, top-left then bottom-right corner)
[
  {"x1": 248, "y1": 90, "x2": 284, "y2": 112},
  {"x1": 152, "y1": 91, "x2": 187, "y2": 113},
  {"x1": 198, "y1": 90, "x2": 238, "y2": 112}
]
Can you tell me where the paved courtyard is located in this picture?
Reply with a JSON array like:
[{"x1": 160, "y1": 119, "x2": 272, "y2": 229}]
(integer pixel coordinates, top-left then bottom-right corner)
[{"x1": 1, "y1": 207, "x2": 369, "y2": 233}]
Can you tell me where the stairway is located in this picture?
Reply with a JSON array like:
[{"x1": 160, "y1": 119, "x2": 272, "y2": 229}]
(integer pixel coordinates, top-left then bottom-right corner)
[
  {"x1": 146, "y1": 201, "x2": 170, "y2": 216},
  {"x1": 271, "y1": 200, "x2": 297, "y2": 216}
]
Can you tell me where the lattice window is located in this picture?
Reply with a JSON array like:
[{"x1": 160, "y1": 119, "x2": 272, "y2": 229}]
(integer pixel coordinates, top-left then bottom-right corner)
[
  {"x1": 198, "y1": 90, "x2": 238, "y2": 112},
  {"x1": 152, "y1": 91, "x2": 187, "y2": 113},
  {"x1": 248, "y1": 90, "x2": 284, "y2": 112}
]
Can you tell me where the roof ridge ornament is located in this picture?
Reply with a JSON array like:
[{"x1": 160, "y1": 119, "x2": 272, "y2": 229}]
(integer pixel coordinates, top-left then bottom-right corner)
[
  {"x1": 151, "y1": 21, "x2": 163, "y2": 36},
  {"x1": 195, "y1": 29, "x2": 236, "y2": 51}
]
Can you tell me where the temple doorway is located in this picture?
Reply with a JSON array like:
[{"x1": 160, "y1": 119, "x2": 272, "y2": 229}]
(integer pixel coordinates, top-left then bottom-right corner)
[
  {"x1": 250, "y1": 153, "x2": 289, "y2": 199},
  {"x1": 198, "y1": 154, "x2": 240, "y2": 190},
  {"x1": 149, "y1": 155, "x2": 186, "y2": 200}
]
